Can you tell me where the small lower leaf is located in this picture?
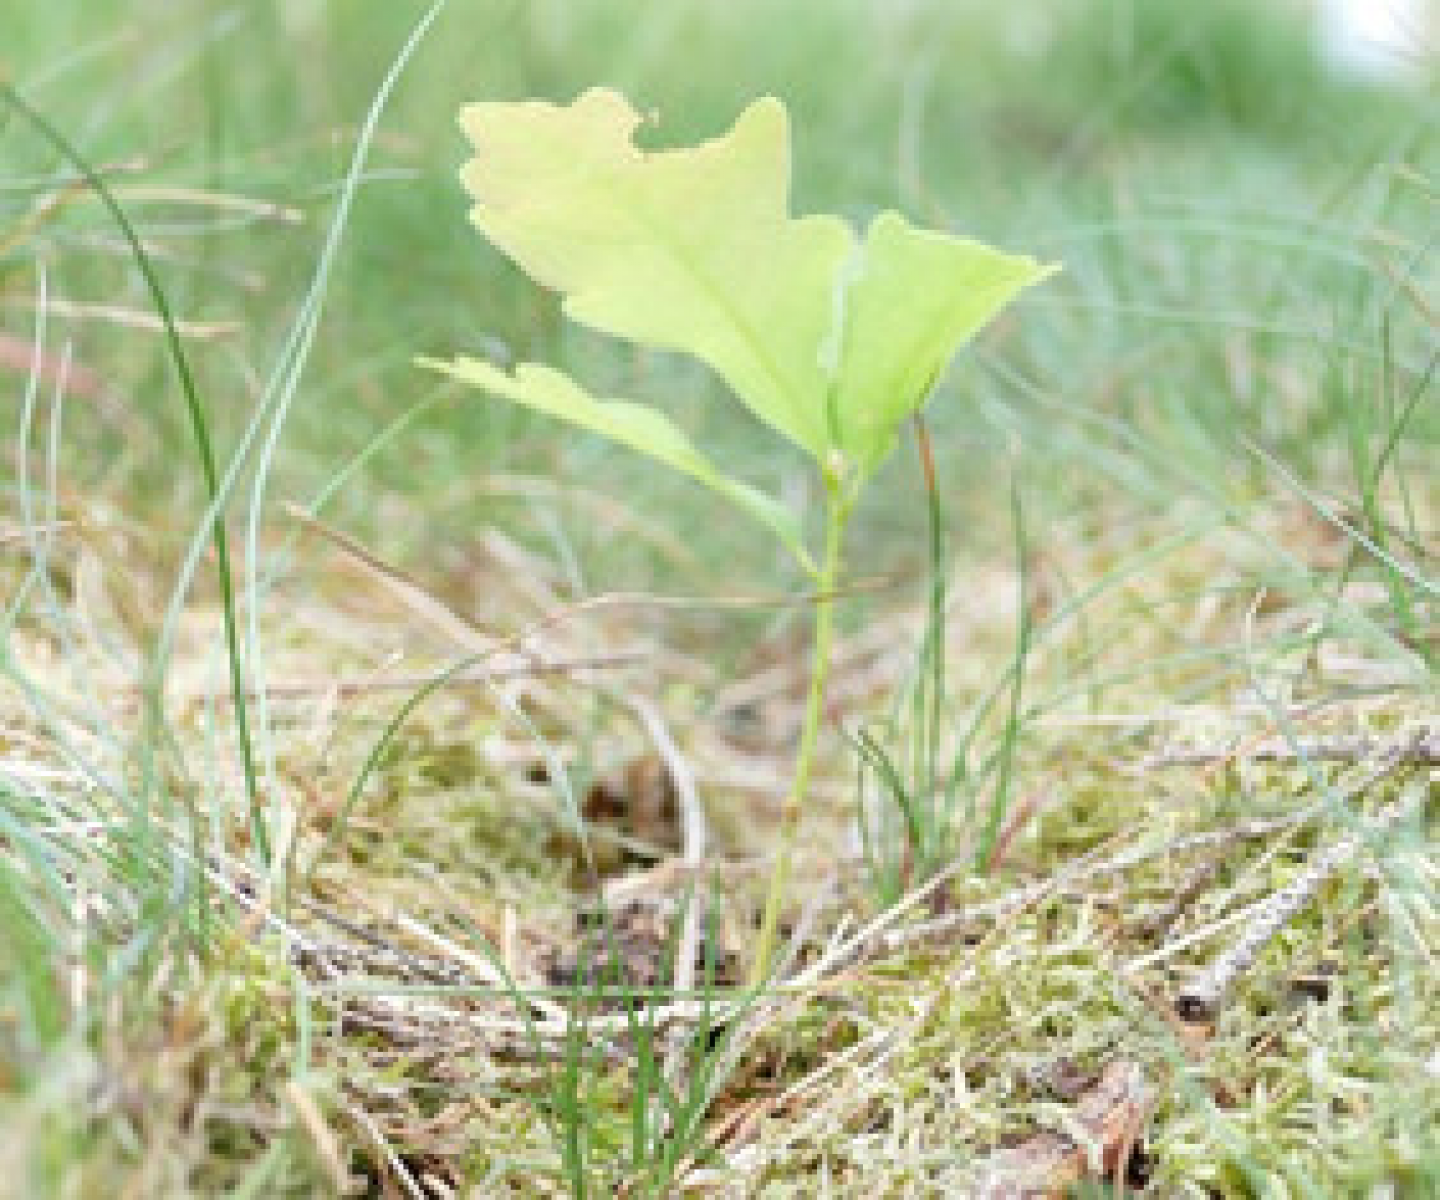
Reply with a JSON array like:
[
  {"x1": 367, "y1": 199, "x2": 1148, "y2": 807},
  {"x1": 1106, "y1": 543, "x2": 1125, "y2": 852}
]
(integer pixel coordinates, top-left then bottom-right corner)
[{"x1": 417, "y1": 355, "x2": 811, "y2": 570}]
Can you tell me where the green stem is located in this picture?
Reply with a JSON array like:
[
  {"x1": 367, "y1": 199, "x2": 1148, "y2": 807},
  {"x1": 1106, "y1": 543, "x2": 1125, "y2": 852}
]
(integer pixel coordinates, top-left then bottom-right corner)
[{"x1": 749, "y1": 484, "x2": 848, "y2": 985}]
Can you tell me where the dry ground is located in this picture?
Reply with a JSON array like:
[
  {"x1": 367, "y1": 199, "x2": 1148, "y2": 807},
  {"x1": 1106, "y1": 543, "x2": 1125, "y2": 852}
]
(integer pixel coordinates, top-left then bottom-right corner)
[{"x1": 4, "y1": 487, "x2": 1434, "y2": 1196}]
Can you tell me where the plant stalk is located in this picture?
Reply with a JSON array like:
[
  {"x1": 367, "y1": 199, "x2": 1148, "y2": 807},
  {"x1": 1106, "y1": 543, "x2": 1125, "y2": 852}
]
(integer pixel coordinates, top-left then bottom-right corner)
[{"x1": 749, "y1": 486, "x2": 847, "y2": 985}]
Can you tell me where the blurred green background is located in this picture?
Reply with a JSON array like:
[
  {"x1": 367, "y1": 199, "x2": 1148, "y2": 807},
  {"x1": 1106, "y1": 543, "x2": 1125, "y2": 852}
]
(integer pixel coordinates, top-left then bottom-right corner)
[{"x1": 3, "y1": 0, "x2": 1435, "y2": 601}]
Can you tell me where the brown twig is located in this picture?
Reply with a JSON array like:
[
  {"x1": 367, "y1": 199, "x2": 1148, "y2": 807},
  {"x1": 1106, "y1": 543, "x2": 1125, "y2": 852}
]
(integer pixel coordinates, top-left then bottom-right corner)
[
  {"x1": 1138, "y1": 730, "x2": 1438, "y2": 770},
  {"x1": 970, "y1": 1059, "x2": 1153, "y2": 1199}
]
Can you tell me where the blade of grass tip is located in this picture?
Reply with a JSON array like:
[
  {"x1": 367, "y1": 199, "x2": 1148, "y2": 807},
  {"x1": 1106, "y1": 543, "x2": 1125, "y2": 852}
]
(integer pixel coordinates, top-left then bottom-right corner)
[
  {"x1": 977, "y1": 476, "x2": 1031, "y2": 871},
  {"x1": 301, "y1": 647, "x2": 489, "y2": 883},
  {"x1": 242, "y1": 0, "x2": 450, "y2": 821},
  {"x1": 1372, "y1": 329, "x2": 1429, "y2": 552},
  {"x1": 1243, "y1": 433, "x2": 1438, "y2": 599},
  {"x1": 15, "y1": 267, "x2": 125, "y2": 750},
  {"x1": 850, "y1": 725, "x2": 897, "y2": 903},
  {"x1": 1360, "y1": 313, "x2": 1419, "y2": 640},
  {"x1": 1370, "y1": 339, "x2": 1437, "y2": 581},
  {"x1": 852, "y1": 725, "x2": 921, "y2": 876},
  {"x1": 850, "y1": 730, "x2": 886, "y2": 901},
  {"x1": 0, "y1": 83, "x2": 270, "y2": 867}
]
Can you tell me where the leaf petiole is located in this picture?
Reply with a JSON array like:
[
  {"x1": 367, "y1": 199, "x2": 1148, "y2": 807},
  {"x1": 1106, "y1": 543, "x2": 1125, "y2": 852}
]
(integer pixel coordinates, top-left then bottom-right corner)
[{"x1": 749, "y1": 476, "x2": 850, "y2": 985}]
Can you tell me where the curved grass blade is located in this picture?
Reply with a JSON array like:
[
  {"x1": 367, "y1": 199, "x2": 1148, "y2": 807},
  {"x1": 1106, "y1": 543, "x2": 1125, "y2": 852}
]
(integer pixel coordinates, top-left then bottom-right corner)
[{"x1": 0, "y1": 82, "x2": 269, "y2": 864}]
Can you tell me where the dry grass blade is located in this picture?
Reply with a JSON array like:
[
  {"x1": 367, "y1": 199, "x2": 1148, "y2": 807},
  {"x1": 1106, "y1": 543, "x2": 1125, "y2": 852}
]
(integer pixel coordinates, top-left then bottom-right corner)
[
  {"x1": 284, "y1": 1080, "x2": 359, "y2": 1195},
  {"x1": 166, "y1": 652, "x2": 647, "y2": 703},
  {"x1": 284, "y1": 501, "x2": 501, "y2": 655},
  {"x1": 109, "y1": 185, "x2": 304, "y2": 224},
  {"x1": 1, "y1": 294, "x2": 240, "y2": 338}
]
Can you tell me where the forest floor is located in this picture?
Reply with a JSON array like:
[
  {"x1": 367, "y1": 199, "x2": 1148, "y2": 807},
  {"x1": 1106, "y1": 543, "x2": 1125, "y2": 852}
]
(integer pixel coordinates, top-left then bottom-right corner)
[{"x1": 5, "y1": 489, "x2": 1434, "y2": 1195}]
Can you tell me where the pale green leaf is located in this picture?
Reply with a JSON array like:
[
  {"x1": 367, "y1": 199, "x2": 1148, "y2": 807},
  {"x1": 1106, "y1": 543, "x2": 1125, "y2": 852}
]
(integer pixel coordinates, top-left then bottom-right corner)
[
  {"x1": 831, "y1": 211, "x2": 1058, "y2": 474},
  {"x1": 457, "y1": 88, "x2": 851, "y2": 459},
  {"x1": 418, "y1": 354, "x2": 810, "y2": 567}
]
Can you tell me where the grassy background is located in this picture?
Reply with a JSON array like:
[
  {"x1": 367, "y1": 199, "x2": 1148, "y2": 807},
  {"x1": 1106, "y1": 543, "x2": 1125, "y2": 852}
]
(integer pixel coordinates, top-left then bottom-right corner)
[
  {"x1": 2, "y1": 0, "x2": 1435, "y2": 1194},
  {"x1": 7, "y1": 0, "x2": 1432, "y2": 578}
]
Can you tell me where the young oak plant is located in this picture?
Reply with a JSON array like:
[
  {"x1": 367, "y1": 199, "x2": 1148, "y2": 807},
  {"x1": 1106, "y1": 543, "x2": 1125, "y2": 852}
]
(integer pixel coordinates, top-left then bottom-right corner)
[{"x1": 419, "y1": 89, "x2": 1055, "y2": 982}]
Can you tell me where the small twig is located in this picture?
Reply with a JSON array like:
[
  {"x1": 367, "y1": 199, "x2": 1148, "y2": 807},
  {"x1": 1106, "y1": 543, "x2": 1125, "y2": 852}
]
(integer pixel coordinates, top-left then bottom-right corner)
[
  {"x1": 1175, "y1": 748, "x2": 1427, "y2": 1022},
  {"x1": 174, "y1": 651, "x2": 648, "y2": 702},
  {"x1": 1130, "y1": 855, "x2": 1228, "y2": 942},
  {"x1": 1123, "y1": 898, "x2": 1274, "y2": 978},
  {"x1": 1139, "y1": 730, "x2": 1438, "y2": 770},
  {"x1": 1033, "y1": 699, "x2": 1336, "y2": 729},
  {"x1": 0, "y1": 294, "x2": 240, "y2": 338},
  {"x1": 109, "y1": 183, "x2": 304, "y2": 224},
  {"x1": 345, "y1": 1101, "x2": 427, "y2": 1200},
  {"x1": 877, "y1": 813, "x2": 1311, "y2": 957}
]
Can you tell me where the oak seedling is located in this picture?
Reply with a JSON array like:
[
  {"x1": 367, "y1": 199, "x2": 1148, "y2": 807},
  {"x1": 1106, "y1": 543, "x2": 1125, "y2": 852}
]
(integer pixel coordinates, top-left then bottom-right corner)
[{"x1": 420, "y1": 88, "x2": 1055, "y2": 982}]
